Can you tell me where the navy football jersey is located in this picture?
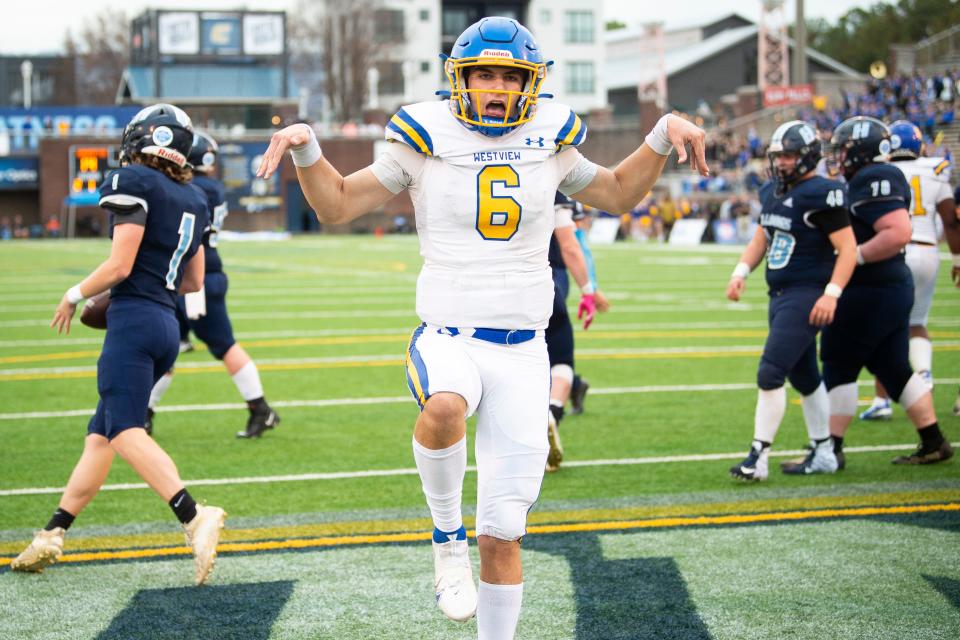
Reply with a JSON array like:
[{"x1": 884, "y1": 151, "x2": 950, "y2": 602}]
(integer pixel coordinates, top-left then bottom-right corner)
[
  {"x1": 99, "y1": 164, "x2": 210, "y2": 308},
  {"x1": 758, "y1": 176, "x2": 846, "y2": 290},
  {"x1": 191, "y1": 174, "x2": 229, "y2": 274},
  {"x1": 846, "y1": 163, "x2": 912, "y2": 287}
]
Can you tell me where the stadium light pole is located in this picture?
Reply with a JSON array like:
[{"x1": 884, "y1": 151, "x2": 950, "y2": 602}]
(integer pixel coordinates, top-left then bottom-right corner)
[
  {"x1": 793, "y1": 0, "x2": 807, "y2": 86},
  {"x1": 21, "y1": 60, "x2": 33, "y2": 109}
]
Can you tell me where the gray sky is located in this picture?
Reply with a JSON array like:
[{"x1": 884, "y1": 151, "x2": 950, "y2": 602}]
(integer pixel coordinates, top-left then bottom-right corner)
[{"x1": 3, "y1": 0, "x2": 892, "y2": 55}]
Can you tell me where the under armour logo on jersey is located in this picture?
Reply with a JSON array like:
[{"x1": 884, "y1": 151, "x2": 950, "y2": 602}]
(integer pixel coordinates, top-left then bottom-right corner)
[
  {"x1": 525, "y1": 137, "x2": 545, "y2": 147},
  {"x1": 783, "y1": 197, "x2": 794, "y2": 208}
]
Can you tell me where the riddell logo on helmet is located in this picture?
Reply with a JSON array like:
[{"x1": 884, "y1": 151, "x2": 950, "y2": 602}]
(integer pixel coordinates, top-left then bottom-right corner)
[
  {"x1": 152, "y1": 147, "x2": 186, "y2": 166},
  {"x1": 480, "y1": 49, "x2": 513, "y2": 58}
]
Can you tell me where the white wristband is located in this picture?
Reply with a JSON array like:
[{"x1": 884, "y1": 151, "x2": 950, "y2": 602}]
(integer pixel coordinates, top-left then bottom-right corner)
[
  {"x1": 952, "y1": 254, "x2": 960, "y2": 268},
  {"x1": 66, "y1": 284, "x2": 85, "y2": 305},
  {"x1": 644, "y1": 114, "x2": 674, "y2": 156},
  {"x1": 824, "y1": 283, "x2": 843, "y2": 298},
  {"x1": 290, "y1": 126, "x2": 322, "y2": 168},
  {"x1": 856, "y1": 245, "x2": 866, "y2": 265},
  {"x1": 731, "y1": 262, "x2": 750, "y2": 279},
  {"x1": 581, "y1": 282, "x2": 596, "y2": 295}
]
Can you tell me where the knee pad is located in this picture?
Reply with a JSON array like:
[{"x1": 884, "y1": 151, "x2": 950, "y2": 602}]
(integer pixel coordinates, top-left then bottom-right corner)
[
  {"x1": 788, "y1": 369, "x2": 821, "y2": 397},
  {"x1": 827, "y1": 382, "x2": 858, "y2": 417},
  {"x1": 757, "y1": 358, "x2": 788, "y2": 391},
  {"x1": 896, "y1": 372, "x2": 929, "y2": 409},
  {"x1": 550, "y1": 364, "x2": 574, "y2": 386},
  {"x1": 475, "y1": 468, "x2": 543, "y2": 542}
]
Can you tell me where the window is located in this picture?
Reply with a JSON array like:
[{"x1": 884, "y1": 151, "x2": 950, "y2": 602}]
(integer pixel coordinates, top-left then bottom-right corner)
[
  {"x1": 566, "y1": 62, "x2": 594, "y2": 94},
  {"x1": 564, "y1": 11, "x2": 594, "y2": 44},
  {"x1": 442, "y1": 8, "x2": 472, "y2": 39},
  {"x1": 420, "y1": 60, "x2": 430, "y2": 73},
  {"x1": 377, "y1": 61, "x2": 404, "y2": 96},
  {"x1": 540, "y1": 9, "x2": 552, "y2": 24},
  {"x1": 374, "y1": 9, "x2": 404, "y2": 43},
  {"x1": 419, "y1": 9, "x2": 429, "y2": 21}
]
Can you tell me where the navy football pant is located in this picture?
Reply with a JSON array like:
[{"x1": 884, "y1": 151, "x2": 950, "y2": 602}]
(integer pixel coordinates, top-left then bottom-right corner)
[
  {"x1": 88, "y1": 298, "x2": 178, "y2": 439},
  {"x1": 821, "y1": 282, "x2": 914, "y2": 401},
  {"x1": 546, "y1": 267, "x2": 574, "y2": 368},
  {"x1": 189, "y1": 271, "x2": 237, "y2": 360},
  {"x1": 757, "y1": 287, "x2": 822, "y2": 395}
]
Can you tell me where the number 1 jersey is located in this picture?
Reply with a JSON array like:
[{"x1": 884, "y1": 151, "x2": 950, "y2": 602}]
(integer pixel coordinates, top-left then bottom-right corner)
[{"x1": 372, "y1": 100, "x2": 597, "y2": 329}]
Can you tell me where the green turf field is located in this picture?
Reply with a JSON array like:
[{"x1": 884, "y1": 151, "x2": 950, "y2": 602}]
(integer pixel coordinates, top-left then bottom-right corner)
[{"x1": 1, "y1": 236, "x2": 958, "y2": 639}]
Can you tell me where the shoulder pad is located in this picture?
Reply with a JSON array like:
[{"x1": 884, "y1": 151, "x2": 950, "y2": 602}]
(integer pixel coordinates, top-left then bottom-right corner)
[
  {"x1": 934, "y1": 158, "x2": 951, "y2": 176},
  {"x1": 849, "y1": 164, "x2": 909, "y2": 204},
  {"x1": 552, "y1": 107, "x2": 587, "y2": 151},
  {"x1": 386, "y1": 106, "x2": 434, "y2": 156},
  {"x1": 98, "y1": 165, "x2": 155, "y2": 212}
]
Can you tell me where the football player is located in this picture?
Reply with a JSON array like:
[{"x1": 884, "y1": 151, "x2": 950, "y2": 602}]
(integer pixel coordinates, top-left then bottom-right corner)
[
  {"x1": 256, "y1": 16, "x2": 707, "y2": 639},
  {"x1": 146, "y1": 132, "x2": 281, "y2": 439},
  {"x1": 822, "y1": 116, "x2": 953, "y2": 467},
  {"x1": 726, "y1": 121, "x2": 857, "y2": 480},
  {"x1": 545, "y1": 192, "x2": 609, "y2": 472},
  {"x1": 858, "y1": 120, "x2": 960, "y2": 420},
  {"x1": 11, "y1": 104, "x2": 226, "y2": 584}
]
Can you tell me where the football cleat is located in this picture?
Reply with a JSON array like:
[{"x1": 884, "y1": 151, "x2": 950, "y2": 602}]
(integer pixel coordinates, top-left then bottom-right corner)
[
  {"x1": 145, "y1": 408, "x2": 155, "y2": 436},
  {"x1": 546, "y1": 411, "x2": 563, "y2": 472},
  {"x1": 432, "y1": 527, "x2": 477, "y2": 622},
  {"x1": 179, "y1": 340, "x2": 195, "y2": 354},
  {"x1": 10, "y1": 528, "x2": 66, "y2": 573},
  {"x1": 781, "y1": 439, "x2": 839, "y2": 475},
  {"x1": 183, "y1": 505, "x2": 227, "y2": 585},
  {"x1": 859, "y1": 397, "x2": 892, "y2": 421},
  {"x1": 569, "y1": 378, "x2": 590, "y2": 416},
  {"x1": 236, "y1": 404, "x2": 280, "y2": 439},
  {"x1": 891, "y1": 440, "x2": 954, "y2": 465},
  {"x1": 730, "y1": 440, "x2": 769, "y2": 481}
]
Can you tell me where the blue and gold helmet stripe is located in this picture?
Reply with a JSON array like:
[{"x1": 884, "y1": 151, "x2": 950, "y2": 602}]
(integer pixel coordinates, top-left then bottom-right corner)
[
  {"x1": 934, "y1": 159, "x2": 950, "y2": 175},
  {"x1": 387, "y1": 109, "x2": 434, "y2": 156},
  {"x1": 555, "y1": 111, "x2": 585, "y2": 150},
  {"x1": 405, "y1": 324, "x2": 430, "y2": 409}
]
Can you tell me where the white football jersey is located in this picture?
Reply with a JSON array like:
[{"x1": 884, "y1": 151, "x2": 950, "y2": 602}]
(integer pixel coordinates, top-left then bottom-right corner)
[
  {"x1": 376, "y1": 100, "x2": 594, "y2": 329},
  {"x1": 893, "y1": 157, "x2": 953, "y2": 244}
]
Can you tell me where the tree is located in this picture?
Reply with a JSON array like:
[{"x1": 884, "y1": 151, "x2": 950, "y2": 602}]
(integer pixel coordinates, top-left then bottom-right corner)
[
  {"x1": 63, "y1": 8, "x2": 130, "y2": 105},
  {"x1": 805, "y1": 0, "x2": 960, "y2": 72}
]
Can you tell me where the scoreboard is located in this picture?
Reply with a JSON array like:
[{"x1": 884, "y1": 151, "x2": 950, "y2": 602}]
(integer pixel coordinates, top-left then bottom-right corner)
[{"x1": 69, "y1": 145, "x2": 120, "y2": 195}]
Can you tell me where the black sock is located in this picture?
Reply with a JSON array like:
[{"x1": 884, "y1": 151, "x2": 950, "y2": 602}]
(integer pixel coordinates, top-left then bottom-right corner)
[
  {"x1": 918, "y1": 423, "x2": 943, "y2": 450},
  {"x1": 45, "y1": 507, "x2": 75, "y2": 531},
  {"x1": 571, "y1": 375, "x2": 582, "y2": 395},
  {"x1": 831, "y1": 435, "x2": 844, "y2": 453},
  {"x1": 169, "y1": 488, "x2": 198, "y2": 524},
  {"x1": 247, "y1": 397, "x2": 267, "y2": 412},
  {"x1": 549, "y1": 403, "x2": 564, "y2": 425}
]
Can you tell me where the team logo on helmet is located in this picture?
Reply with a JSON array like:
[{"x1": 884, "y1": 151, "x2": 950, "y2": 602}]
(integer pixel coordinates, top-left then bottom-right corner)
[
  {"x1": 152, "y1": 126, "x2": 174, "y2": 147},
  {"x1": 202, "y1": 151, "x2": 216, "y2": 167}
]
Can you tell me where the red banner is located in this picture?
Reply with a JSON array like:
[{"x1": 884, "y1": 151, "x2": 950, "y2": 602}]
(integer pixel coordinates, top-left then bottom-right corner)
[{"x1": 763, "y1": 84, "x2": 814, "y2": 107}]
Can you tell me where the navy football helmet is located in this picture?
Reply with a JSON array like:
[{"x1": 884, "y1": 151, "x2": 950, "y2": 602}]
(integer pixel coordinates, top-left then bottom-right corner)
[
  {"x1": 444, "y1": 17, "x2": 548, "y2": 137},
  {"x1": 888, "y1": 119, "x2": 924, "y2": 160},
  {"x1": 120, "y1": 103, "x2": 194, "y2": 168},
  {"x1": 767, "y1": 120, "x2": 821, "y2": 195},
  {"x1": 830, "y1": 116, "x2": 891, "y2": 179},
  {"x1": 188, "y1": 131, "x2": 219, "y2": 173}
]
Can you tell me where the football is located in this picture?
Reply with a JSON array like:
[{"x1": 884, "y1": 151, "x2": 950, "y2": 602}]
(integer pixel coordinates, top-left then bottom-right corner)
[{"x1": 79, "y1": 291, "x2": 111, "y2": 330}]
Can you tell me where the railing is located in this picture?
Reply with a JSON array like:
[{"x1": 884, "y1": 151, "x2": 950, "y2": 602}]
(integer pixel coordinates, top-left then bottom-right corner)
[{"x1": 915, "y1": 24, "x2": 960, "y2": 67}]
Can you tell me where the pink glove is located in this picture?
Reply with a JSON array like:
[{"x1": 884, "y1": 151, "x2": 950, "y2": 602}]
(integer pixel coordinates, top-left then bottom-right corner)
[{"x1": 578, "y1": 293, "x2": 596, "y2": 330}]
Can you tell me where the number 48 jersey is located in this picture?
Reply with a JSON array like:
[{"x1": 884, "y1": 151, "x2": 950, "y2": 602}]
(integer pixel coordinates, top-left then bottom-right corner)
[
  {"x1": 891, "y1": 157, "x2": 952, "y2": 244},
  {"x1": 99, "y1": 163, "x2": 209, "y2": 309},
  {"x1": 372, "y1": 100, "x2": 596, "y2": 329}
]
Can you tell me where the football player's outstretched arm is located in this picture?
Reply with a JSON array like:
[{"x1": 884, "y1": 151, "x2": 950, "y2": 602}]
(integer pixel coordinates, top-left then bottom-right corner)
[
  {"x1": 726, "y1": 225, "x2": 768, "y2": 302},
  {"x1": 572, "y1": 115, "x2": 709, "y2": 214},
  {"x1": 51, "y1": 222, "x2": 145, "y2": 334},
  {"x1": 257, "y1": 124, "x2": 395, "y2": 225}
]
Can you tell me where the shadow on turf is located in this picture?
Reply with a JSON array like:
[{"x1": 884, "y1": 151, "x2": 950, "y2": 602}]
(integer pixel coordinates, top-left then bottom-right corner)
[
  {"x1": 95, "y1": 580, "x2": 295, "y2": 640},
  {"x1": 924, "y1": 575, "x2": 960, "y2": 612},
  {"x1": 528, "y1": 533, "x2": 712, "y2": 639}
]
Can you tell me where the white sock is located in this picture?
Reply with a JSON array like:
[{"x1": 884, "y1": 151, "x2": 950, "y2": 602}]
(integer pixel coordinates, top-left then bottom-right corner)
[
  {"x1": 754, "y1": 387, "x2": 786, "y2": 444},
  {"x1": 477, "y1": 581, "x2": 523, "y2": 640},
  {"x1": 909, "y1": 336, "x2": 933, "y2": 373},
  {"x1": 412, "y1": 436, "x2": 465, "y2": 533},
  {"x1": 148, "y1": 373, "x2": 173, "y2": 409},
  {"x1": 231, "y1": 361, "x2": 264, "y2": 401},
  {"x1": 801, "y1": 382, "x2": 830, "y2": 441}
]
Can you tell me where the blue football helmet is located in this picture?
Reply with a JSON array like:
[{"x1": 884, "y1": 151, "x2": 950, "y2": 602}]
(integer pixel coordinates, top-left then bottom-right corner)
[
  {"x1": 444, "y1": 17, "x2": 547, "y2": 137},
  {"x1": 120, "y1": 103, "x2": 194, "y2": 168},
  {"x1": 888, "y1": 119, "x2": 924, "y2": 160}
]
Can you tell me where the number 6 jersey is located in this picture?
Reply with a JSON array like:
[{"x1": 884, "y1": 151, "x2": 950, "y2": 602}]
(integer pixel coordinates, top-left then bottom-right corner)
[
  {"x1": 371, "y1": 100, "x2": 597, "y2": 329},
  {"x1": 758, "y1": 176, "x2": 849, "y2": 291},
  {"x1": 99, "y1": 163, "x2": 209, "y2": 308}
]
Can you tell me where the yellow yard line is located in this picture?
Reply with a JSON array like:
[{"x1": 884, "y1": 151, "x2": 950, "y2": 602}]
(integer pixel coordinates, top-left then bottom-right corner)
[{"x1": 2, "y1": 500, "x2": 956, "y2": 567}]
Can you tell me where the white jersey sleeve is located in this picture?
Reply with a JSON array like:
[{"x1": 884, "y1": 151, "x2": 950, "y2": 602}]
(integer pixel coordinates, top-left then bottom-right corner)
[
  {"x1": 557, "y1": 149, "x2": 598, "y2": 196},
  {"x1": 895, "y1": 157, "x2": 954, "y2": 244},
  {"x1": 555, "y1": 204, "x2": 575, "y2": 229},
  {"x1": 370, "y1": 142, "x2": 425, "y2": 194}
]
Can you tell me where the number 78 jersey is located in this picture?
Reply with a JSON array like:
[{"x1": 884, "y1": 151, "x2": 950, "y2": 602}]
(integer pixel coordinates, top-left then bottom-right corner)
[{"x1": 379, "y1": 100, "x2": 591, "y2": 329}]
